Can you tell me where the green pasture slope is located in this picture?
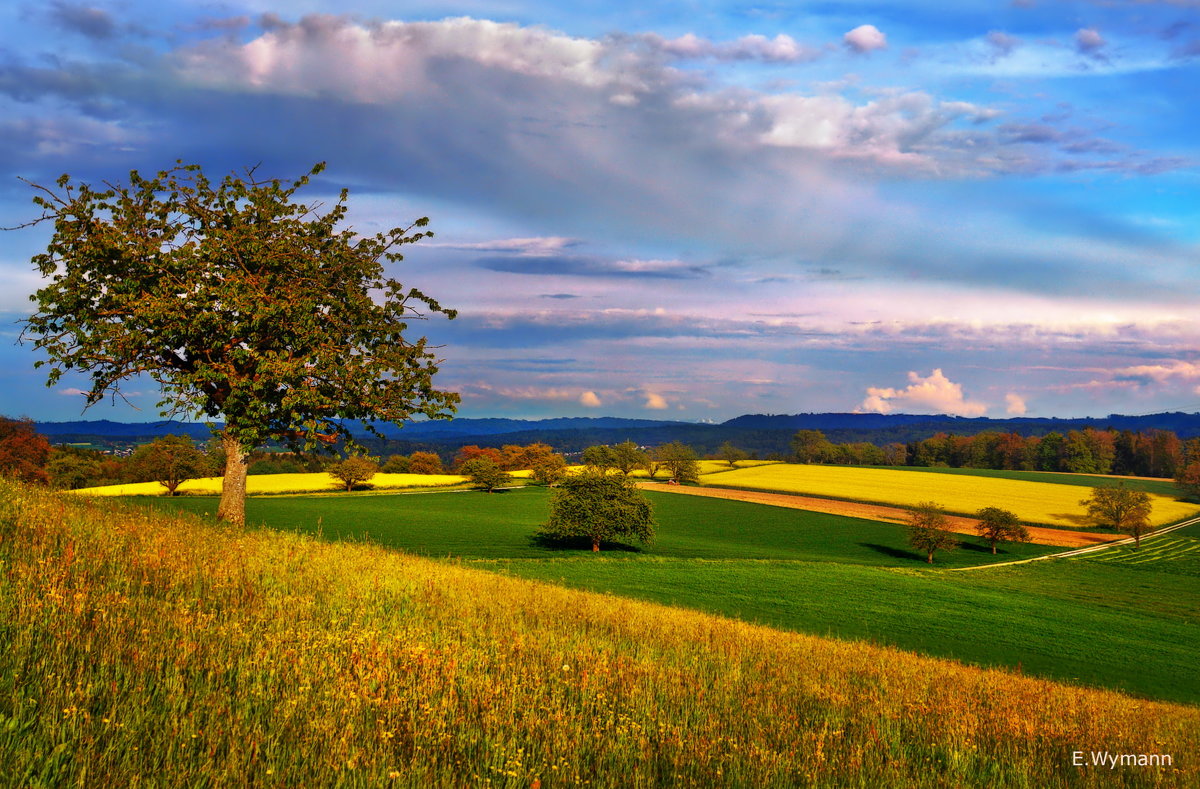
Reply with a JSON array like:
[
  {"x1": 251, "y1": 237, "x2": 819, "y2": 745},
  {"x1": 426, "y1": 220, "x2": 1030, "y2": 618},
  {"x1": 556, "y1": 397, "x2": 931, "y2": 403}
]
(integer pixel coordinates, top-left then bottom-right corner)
[{"x1": 149, "y1": 487, "x2": 1200, "y2": 705}]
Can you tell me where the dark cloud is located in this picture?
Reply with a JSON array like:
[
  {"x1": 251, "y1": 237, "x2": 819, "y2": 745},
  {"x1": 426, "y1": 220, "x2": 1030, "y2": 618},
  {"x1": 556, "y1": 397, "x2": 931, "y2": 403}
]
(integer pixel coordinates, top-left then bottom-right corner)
[
  {"x1": 539, "y1": 293, "x2": 581, "y2": 299},
  {"x1": 48, "y1": 2, "x2": 116, "y2": 40}
]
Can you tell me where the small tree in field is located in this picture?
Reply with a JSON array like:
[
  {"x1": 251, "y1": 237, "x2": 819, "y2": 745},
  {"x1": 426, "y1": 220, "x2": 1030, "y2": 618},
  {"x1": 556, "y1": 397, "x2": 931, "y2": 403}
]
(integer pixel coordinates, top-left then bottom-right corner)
[
  {"x1": 975, "y1": 506, "x2": 1030, "y2": 554},
  {"x1": 17, "y1": 161, "x2": 457, "y2": 525},
  {"x1": 906, "y1": 501, "x2": 960, "y2": 564},
  {"x1": 408, "y1": 451, "x2": 444, "y2": 475},
  {"x1": 1080, "y1": 484, "x2": 1154, "y2": 548},
  {"x1": 655, "y1": 441, "x2": 700, "y2": 484},
  {"x1": 718, "y1": 441, "x2": 748, "y2": 468},
  {"x1": 127, "y1": 434, "x2": 209, "y2": 496},
  {"x1": 381, "y1": 454, "x2": 411, "y2": 474},
  {"x1": 460, "y1": 457, "x2": 512, "y2": 492},
  {"x1": 328, "y1": 456, "x2": 379, "y2": 492},
  {"x1": 612, "y1": 440, "x2": 648, "y2": 476},
  {"x1": 581, "y1": 444, "x2": 619, "y2": 473},
  {"x1": 538, "y1": 470, "x2": 655, "y2": 552},
  {"x1": 530, "y1": 454, "x2": 568, "y2": 486}
]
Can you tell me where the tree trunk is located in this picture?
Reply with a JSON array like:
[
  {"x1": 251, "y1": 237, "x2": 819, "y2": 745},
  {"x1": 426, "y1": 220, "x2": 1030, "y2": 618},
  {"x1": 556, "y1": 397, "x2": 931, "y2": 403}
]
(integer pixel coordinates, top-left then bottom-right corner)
[
  {"x1": 592, "y1": 536, "x2": 600, "y2": 552},
  {"x1": 216, "y1": 431, "x2": 248, "y2": 527},
  {"x1": 991, "y1": 543, "x2": 997, "y2": 555},
  {"x1": 927, "y1": 550, "x2": 934, "y2": 564}
]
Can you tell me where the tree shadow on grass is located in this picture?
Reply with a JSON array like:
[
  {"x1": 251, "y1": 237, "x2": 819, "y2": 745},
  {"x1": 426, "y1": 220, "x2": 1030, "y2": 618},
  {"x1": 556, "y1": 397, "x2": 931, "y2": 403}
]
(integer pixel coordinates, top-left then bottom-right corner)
[
  {"x1": 957, "y1": 541, "x2": 991, "y2": 553},
  {"x1": 528, "y1": 534, "x2": 644, "y2": 553},
  {"x1": 859, "y1": 543, "x2": 924, "y2": 563}
]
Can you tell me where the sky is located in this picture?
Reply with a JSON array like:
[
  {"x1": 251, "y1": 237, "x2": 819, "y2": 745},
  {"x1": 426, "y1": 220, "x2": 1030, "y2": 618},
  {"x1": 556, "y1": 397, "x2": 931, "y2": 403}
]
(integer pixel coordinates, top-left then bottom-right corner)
[{"x1": 1, "y1": 1, "x2": 1198, "y2": 424}]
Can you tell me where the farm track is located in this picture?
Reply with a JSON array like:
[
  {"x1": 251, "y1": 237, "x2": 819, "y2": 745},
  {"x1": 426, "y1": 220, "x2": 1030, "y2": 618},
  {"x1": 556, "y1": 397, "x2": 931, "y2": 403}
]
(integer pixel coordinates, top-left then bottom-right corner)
[{"x1": 638, "y1": 482, "x2": 1119, "y2": 548}]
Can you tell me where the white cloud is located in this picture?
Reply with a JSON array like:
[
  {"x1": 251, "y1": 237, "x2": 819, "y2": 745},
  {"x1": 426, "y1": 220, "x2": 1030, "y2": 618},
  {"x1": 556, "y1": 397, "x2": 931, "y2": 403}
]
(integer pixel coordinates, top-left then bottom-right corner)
[
  {"x1": 858, "y1": 369, "x2": 988, "y2": 417},
  {"x1": 430, "y1": 237, "x2": 580, "y2": 255},
  {"x1": 843, "y1": 24, "x2": 887, "y2": 54},
  {"x1": 641, "y1": 32, "x2": 822, "y2": 63},
  {"x1": 58, "y1": 387, "x2": 88, "y2": 396},
  {"x1": 580, "y1": 390, "x2": 602, "y2": 407},
  {"x1": 1114, "y1": 360, "x2": 1200, "y2": 383},
  {"x1": 1005, "y1": 392, "x2": 1027, "y2": 415},
  {"x1": 644, "y1": 392, "x2": 669, "y2": 410}
]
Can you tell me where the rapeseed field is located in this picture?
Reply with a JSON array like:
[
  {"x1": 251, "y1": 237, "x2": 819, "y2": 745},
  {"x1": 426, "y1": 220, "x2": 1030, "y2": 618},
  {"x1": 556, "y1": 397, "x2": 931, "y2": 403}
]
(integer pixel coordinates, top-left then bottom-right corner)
[{"x1": 699, "y1": 463, "x2": 1200, "y2": 528}]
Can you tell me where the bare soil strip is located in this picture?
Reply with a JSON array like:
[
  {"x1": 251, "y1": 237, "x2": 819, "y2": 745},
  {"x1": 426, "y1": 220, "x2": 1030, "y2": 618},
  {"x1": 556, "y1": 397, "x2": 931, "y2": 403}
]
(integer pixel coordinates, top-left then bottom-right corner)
[{"x1": 638, "y1": 483, "x2": 1119, "y2": 548}]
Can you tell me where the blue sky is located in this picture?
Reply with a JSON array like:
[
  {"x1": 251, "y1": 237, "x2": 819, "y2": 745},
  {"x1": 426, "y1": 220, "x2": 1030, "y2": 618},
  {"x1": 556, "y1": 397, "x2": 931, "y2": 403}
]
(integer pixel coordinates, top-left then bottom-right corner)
[{"x1": 1, "y1": 1, "x2": 1198, "y2": 423}]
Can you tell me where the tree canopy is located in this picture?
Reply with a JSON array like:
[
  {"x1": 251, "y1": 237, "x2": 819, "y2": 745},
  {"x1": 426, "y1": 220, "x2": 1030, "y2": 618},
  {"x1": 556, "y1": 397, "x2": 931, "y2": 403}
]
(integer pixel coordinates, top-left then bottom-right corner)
[
  {"x1": 19, "y1": 161, "x2": 457, "y2": 524},
  {"x1": 974, "y1": 506, "x2": 1029, "y2": 555},
  {"x1": 538, "y1": 470, "x2": 655, "y2": 552},
  {"x1": 906, "y1": 501, "x2": 960, "y2": 564},
  {"x1": 1080, "y1": 484, "x2": 1154, "y2": 549},
  {"x1": 127, "y1": 434, "x2": 210, "y2": 496}
]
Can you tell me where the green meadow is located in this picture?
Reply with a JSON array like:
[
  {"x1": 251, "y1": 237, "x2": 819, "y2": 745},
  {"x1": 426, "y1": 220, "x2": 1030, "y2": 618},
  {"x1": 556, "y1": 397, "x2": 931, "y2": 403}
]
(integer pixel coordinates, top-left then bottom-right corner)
[
  {"x1": 148, "y1": 486, "x2": 1200, "y2": 705},
  {"x1": 7, "y1": 480, "x2": 1198, "y2": 787}
]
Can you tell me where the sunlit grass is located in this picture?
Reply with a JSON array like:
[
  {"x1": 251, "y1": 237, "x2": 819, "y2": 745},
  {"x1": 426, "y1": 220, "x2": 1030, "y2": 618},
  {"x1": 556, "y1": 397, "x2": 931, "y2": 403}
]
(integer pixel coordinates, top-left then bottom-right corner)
[
  {"x1": 699, "y1": 463, "x2": 1200, "y2": 528},
  {"x1": 2, "y1": 480, "x2": 1197, "y2": 786}
]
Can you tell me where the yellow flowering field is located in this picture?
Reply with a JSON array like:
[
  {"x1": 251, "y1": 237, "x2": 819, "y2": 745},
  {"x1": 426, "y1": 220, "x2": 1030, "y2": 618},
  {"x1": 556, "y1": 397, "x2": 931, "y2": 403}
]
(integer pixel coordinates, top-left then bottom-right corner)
[
  {"x1": 72, "y1": 472, "x2": 470, "y2": 497},
  {"x1": 699, "y1": 463, "x2": 1200, "y2": 528}
]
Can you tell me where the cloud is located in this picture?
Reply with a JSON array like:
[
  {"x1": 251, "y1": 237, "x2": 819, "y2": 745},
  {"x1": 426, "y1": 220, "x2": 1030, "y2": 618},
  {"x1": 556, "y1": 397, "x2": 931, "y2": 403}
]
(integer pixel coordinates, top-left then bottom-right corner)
[
  {"x1": 637, "y1": 32, "x2": 822, "y2": 63},
  {"x1": 644, "y1": 392, "x2": 669, "y2": 410},
  {"x1": 58, "y1": 387, "x2": 89, "y2": 396},
  {"x1": 857, "y1": 369, "x2": 988, "y2": 417},
  {"x1": 48, "y1": 2, "x2": 117, "y2": 40},
  {"x1": 580, "y1": 391, "x2": 602, "y2": 407},
  {"x1": 1005, "y1": 393, "x2": 1027, "y2": 415},
  {"x1": 843, "y1": 25, "x2": 887, "y2": 54},
  {"x1": 1112, "y1": 360, "x2": 1200, "y2": 384},
  {"x1": 1075, "y1": 27, "x2": 1107, "y2": 57},
  {"x1": 477, "y1": 255, "x2": 710, "y2": 279},
  {"x1": 431, "y1": 237, "x2": 581, "y2": 255},
  {"x1": 986, "y1": 31, "x2": 1020, "y2": 57}
]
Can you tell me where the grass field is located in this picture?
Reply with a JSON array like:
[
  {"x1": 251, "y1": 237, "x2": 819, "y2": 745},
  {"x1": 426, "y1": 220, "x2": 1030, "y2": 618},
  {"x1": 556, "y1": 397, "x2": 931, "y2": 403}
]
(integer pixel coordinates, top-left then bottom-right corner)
[
  {"x1": 146, "y1": 487, "x2": 1200, "y2": 704},
  {"x1": 697, "y1": 463, "x2": 1200, "y2": 528},
  {"x1": 4, "y1": 481, "x2": 1197, "y2": 786}
]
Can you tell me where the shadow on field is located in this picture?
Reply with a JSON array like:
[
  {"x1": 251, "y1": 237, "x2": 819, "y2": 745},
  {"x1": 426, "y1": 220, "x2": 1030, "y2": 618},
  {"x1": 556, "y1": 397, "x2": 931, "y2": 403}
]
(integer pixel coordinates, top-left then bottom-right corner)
[
  {"x1": 859, "y1": 543, "x2": 924, "y2": 562},
  {"x1": 1050, "y1": 512, "x2": 1091, "y2": 527},
  {"x1": 528, "y1": 534, "x2": 644, "y2": 553}
]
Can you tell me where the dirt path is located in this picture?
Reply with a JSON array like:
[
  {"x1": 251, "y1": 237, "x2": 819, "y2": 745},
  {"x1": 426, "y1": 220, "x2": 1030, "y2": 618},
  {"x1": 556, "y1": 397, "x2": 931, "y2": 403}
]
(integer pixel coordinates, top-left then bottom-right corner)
[{"x1": 637, "y1": 482, "x2": 1120, "y2": 548}]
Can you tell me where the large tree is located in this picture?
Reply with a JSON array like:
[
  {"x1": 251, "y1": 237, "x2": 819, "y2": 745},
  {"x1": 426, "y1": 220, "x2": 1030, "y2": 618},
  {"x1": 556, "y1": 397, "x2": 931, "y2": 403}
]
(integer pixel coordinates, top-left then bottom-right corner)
[
  {"x1": 654, "y1": 441, "x2": 700, "y2": 484},
  {"x1": 538, "y1": 470, "x2": 655, "y2": 552},
  {"x1": 19, "y1": 162, "x2": 457, "y2": 525},
  {"x1": 1080, "y1": 484, "x2": 1154, "y2": 549}
]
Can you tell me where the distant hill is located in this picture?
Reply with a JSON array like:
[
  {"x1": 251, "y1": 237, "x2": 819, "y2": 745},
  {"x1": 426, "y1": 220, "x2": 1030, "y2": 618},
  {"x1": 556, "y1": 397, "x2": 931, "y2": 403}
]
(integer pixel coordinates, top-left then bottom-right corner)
[{"x1": 30, "y1": 411, "x2": 1200, "y2": 455}]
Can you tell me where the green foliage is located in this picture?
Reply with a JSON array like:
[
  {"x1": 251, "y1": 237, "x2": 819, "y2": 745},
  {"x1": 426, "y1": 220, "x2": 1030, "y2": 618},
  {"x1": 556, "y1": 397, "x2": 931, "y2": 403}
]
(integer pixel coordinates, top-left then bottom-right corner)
[
  {"x1": 581, "y1": 444, "x2": 619, "y2": 472},
  {"x1": 459, "y1": 457, "x2": 512, "y2": 492},
  {"x1": 791, "y1": 429, "x2": 833, "y2": 464},
  {"x1": 611, "y1": 440, "x2": 648, "y2": 475},
  {"x1": 905, "y1": 501, "x2": 959, "y2": 564},
  {"x1": 46, "y1": 450, "x2": 103, "y2": 490},
  {"x1": 127, "y1": 435, "x2": 209, "y2": 496},
  {"x1": 974, "y1": 506, "x2": 1029, "y2": 554},
  {"x1": 1081, "y1": 483, "x2": 1154, "y2": 548},
  {"x1": 327, "y1": 456, "x2": 380, "y2": 492},
  {"x1": 530, "y1": 453, "x2": 568, "y2": 486},
  {"x1": 717, "y1": 441, "x2": 748, "y2": 468},
  {"x1": 20, "y1": 161, "x2": 457, "y2": 523},
  {"x1": 381, "y1": 454, "x2": 411, "y2": 474},
  {"x1": 539, "y1": 470, "x2": 655, "y2": 551},
  {"x1": 653, "y1": 441, "x2": 700, "y2": 484}
]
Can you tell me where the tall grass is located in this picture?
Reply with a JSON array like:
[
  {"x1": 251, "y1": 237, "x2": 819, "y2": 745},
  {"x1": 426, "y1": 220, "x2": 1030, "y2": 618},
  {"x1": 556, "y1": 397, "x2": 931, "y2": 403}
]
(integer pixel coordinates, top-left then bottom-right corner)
[{"x1": 1, "y1": 479, "x2": 1196, "y2": 787}]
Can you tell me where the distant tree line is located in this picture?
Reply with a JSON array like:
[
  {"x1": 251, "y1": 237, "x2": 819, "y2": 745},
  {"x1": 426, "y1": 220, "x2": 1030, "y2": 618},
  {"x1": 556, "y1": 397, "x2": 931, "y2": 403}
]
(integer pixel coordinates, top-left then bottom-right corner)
[{"x1": 792, "y1": 427, "x2": 1200, "y2": 480}]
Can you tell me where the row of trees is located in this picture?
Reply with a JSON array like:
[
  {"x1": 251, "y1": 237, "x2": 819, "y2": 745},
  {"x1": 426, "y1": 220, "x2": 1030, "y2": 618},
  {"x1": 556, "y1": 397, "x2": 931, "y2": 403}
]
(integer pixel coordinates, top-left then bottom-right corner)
[
  {"x1": 580, "y1": 440, "x2": 701, "y2": 484},
  {"x1": 909, "y1": 483, "x2": 1155, "y2": 564},
  {"x1": 792, "y1": 427, "x2": 1200, "y2": 484}
]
